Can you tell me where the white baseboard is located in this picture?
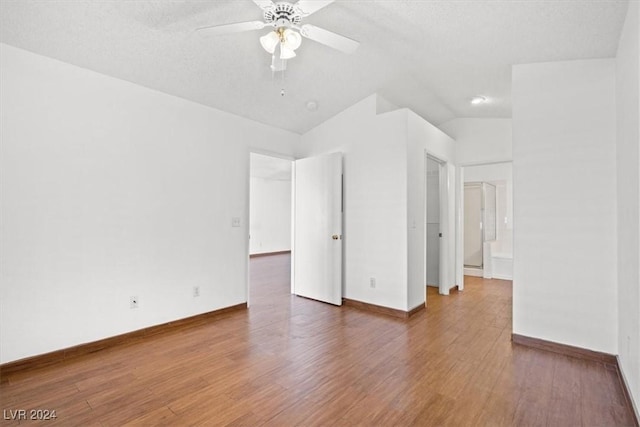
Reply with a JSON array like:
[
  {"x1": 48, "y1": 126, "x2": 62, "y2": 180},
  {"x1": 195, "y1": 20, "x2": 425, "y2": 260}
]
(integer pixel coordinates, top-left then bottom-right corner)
[
  {"x1": 464, "y1": 268, "x2": 483, "y2": 277},
  {"x1": 616, "y1": 355, "x2": 640, "y2": 425}
]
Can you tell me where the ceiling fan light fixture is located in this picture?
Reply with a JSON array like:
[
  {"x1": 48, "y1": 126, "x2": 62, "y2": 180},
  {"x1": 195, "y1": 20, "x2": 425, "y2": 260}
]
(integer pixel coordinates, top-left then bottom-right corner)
[
  {"x1": 280, "y1": 45, "x2": 297, "y2": 59},
  {"x1": 197, "y1": 0, "x2": 361, "y2": 74},
  {"x1": 260, "y1": 31, "x2": 279, "y2": 54},
  {"x1": 282, "y1": 28, "x2": 302, "y2": 50}
]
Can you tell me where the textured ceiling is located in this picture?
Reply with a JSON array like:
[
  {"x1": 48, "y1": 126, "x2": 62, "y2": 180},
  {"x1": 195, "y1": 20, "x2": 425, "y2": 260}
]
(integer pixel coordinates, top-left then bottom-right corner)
[{"x1": 0, "y1": 0, "x2": 630, "y2": 134}]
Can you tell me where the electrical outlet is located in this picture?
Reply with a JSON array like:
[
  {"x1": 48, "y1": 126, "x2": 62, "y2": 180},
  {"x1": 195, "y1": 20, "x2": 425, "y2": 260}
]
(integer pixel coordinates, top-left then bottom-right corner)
[
  {"x1": 193, "y1": 286, "x2": 200, "y2": 297},
  {"x1": 370, "y1": 277, "x2": 376, "y2": 288},
  {"x1": 130, "y1": 296, "x2": 139, "y2": 309},
  {"x1": 232, "y1": 217, "x2": 241, "y2": 227}
]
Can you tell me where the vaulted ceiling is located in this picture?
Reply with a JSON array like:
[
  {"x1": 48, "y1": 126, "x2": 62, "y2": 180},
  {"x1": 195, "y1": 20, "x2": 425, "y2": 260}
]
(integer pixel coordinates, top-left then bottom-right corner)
[{"x1": 0, "y1": 0, "x2": 629, "y2": 134}]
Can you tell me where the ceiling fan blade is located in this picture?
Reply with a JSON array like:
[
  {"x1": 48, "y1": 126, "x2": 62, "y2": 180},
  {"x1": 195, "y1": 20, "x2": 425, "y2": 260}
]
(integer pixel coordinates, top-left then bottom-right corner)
[
  {"x1": 294, "y1": 0, "x2": 335, "y2": 17},
  {"x1": 299, "y1": 24, "x2": 359, "y2": 54},
  {"x1": 196, "y1": 21, "x2": 266, "y2": 36},
  {"x1": 253, "y1": 0, "x2": 275, "y2": 11}
]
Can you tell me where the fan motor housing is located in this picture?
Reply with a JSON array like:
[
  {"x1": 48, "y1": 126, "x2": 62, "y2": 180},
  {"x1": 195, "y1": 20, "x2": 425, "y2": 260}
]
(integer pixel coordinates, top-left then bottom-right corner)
[{"x1": 264, "y1": 2, "x2": 302, "y2": 27}]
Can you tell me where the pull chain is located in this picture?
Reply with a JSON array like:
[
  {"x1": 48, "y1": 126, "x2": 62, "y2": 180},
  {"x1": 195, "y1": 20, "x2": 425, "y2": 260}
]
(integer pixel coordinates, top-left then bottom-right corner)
[
  {"x1": 270, "y1": 55, "x2": 286, "y2": 97},
  {"x1": 281, "y1": 65, "x2": 286, "y2": 96}
]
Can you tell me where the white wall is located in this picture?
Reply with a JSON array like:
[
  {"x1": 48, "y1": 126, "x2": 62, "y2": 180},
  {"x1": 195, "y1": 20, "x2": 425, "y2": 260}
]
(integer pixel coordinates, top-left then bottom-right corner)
[
  {"x1": 439, "y1": 118, "x2": 512, "y2": 165},
  {"x1": 249, "y1": 177, "x2": 291, "y2": 254},
  {"x1": 298, "y1": 95, "x2": 409, "y2": 310},
  {"x1": 616, "y1": 0, "x2": 640, "y2": 414},
  {"x1": 512, "y1": 58, "x2": 618, "y2": 354},
  {"x1": 249, "y1": 154, "x2": 292, "y2": 255},
  {"x1": 298, "y1": 95, "x2": 457, "y2": 312},
  {"x1": 0, "y1": 44, "x2": 298, "y2": 363}
]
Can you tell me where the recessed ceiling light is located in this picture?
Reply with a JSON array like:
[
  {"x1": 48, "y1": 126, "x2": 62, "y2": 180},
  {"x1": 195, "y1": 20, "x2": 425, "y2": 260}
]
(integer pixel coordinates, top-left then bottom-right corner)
[
  {"x1": 306, "y1": 100, "x2": 318, "y2": 112},
  {"x1": 471, "y1": 96, "x2": 488, "y2": 105}
]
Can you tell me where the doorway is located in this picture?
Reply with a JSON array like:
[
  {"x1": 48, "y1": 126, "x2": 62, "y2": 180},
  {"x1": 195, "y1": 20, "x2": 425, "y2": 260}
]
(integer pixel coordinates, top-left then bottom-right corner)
[
  {"x1": 425, "y1": 153, "x2": 450, "y2": 300},
  {"x1": 426, "y1": 156, "x2": 441, "y2": 290},
  {"x1": 248, "y1": 152, "x2": 344, "y2": 307},
  {"x1": 248, "y1": 152, "x2": 293, "y2": 306},
  {"x1": 460, "y1": 162, "x2": 513, "y2": 284}
]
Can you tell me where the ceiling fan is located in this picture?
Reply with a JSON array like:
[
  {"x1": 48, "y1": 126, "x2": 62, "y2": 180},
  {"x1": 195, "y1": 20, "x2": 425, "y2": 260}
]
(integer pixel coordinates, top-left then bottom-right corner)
[{"x1": 196, "y1": 0, "x2": 359, "y2": 71}]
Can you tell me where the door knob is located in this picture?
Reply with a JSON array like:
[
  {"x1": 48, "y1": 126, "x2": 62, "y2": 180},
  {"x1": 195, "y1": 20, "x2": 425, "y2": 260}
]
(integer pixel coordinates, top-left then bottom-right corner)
[{"x1": 332, "y1": 234, "x2": 341, "y2": 240}]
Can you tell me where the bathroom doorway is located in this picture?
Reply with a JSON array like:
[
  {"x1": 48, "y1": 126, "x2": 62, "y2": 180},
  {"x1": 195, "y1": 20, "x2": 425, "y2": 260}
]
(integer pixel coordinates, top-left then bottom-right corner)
[{"x1": 462, "y1": 162, "x2": 513, "y2": 282}]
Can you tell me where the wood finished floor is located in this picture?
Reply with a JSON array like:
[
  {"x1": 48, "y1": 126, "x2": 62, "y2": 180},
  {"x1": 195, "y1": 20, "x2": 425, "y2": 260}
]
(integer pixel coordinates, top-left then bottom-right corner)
[{"x1": 1, "y1": 253, "x2": 635, "y2": 426}]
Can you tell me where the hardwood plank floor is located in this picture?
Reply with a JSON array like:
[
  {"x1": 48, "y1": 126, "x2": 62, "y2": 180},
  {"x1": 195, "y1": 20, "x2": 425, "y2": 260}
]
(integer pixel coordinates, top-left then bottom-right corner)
[{"x1": 1, "y1": 253, "x2": 635, "y2": 426}]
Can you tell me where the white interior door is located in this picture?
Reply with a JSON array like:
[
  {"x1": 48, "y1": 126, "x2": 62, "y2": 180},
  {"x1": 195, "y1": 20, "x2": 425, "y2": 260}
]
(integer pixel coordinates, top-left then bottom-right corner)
[
  {"x1": 293, "y1": 152, "x2": 343, "y2": 305},
  {"x1": 464, "y1": 184, "x2": 483, "y2": 267}
]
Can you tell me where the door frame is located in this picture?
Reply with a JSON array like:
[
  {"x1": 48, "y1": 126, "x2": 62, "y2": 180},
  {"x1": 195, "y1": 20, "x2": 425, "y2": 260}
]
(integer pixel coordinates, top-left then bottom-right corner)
[
  {"x1": 424, "y1": 152, "x2": 451, "y2": 300},
  {"x1": 456, "y1": 160, "x2": 513, "y2": 290}
]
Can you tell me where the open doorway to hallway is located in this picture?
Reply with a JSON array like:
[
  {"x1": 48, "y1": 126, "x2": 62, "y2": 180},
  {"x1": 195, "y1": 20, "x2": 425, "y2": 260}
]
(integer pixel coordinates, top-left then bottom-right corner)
[{"x1": 249, "y1": 153, "x2": 293, "y2": 305}]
